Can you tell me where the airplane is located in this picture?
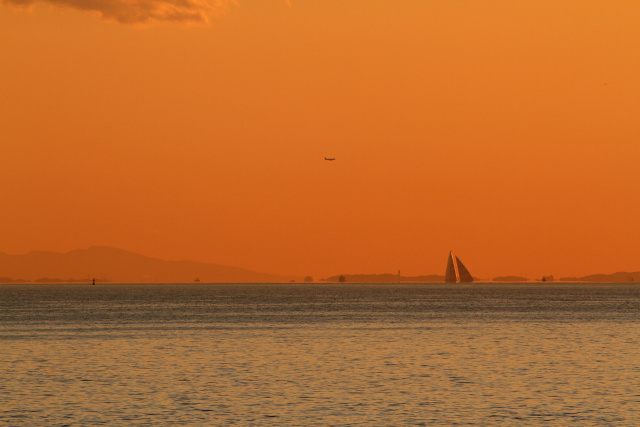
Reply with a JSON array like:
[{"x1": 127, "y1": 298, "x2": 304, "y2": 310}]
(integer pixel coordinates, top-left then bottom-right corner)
[{"x1": 324, "y1": 157, "x2": 335, "y2": 161}]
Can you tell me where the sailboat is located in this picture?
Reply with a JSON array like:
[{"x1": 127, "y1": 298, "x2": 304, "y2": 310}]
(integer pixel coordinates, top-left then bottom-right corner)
[{"x1": 445, "y1": 251, "x2": 473, "y2": 283}]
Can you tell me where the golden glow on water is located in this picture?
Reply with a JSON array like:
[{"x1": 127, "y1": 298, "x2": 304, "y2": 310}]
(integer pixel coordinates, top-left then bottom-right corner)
[{"x1": 1, "y1": 284, "x2": 640, "y2": 425}]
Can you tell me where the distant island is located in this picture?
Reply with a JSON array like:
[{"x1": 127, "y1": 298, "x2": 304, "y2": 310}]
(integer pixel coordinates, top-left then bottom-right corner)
[
  {"x1": 0, "y1": 277, "x2": 30, "y2": 283},
  {"x1": 559, "y1": 272, "x2": 640, "y2": 283},
  {"x1": 1, "y1": 247, "x2": 639, "y2": 284},
  {"x1": 322, "y1": 272, "x2": 640, "y2": 284},
  {"x1": 322, "y1": 273, "x2": 445, "y2": 283},
  {"x1": 492, "y1": 276, "x2": 530, "y2": 282},
  {"x1": 0, "y1": 246, "x2": 296, "y2": 283}
]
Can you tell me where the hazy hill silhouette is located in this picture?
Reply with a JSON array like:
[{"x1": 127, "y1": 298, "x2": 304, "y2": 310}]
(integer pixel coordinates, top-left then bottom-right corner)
[{"x1": 0, "y1": 246, "x2": 295, "y2": 283}]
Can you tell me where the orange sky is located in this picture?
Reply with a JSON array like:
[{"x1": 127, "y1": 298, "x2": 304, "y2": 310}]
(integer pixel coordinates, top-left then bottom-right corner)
[{"x1": 1, "y1": 1, "x2": 639, "y2": 280}]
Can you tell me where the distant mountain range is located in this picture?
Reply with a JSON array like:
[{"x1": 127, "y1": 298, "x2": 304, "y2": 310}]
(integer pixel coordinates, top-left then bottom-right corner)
[{"x1": 0, "y1": 246, "x2": 296, "y2": 283}]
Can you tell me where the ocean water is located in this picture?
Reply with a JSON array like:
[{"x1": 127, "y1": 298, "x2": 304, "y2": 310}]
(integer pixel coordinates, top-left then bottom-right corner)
[{"x1": 1, "y1": 283, "x2": 639, "y2": 426}]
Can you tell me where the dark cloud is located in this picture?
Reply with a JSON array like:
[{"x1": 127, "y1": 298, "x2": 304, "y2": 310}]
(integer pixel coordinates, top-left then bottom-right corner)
[{"x1": 2, "y1": 0, "x2": 234, "y2": 24}]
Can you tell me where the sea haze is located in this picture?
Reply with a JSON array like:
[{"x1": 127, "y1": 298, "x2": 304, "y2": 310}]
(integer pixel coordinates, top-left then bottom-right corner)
[{"x1": 1, "y1": 283, "x2": 639, "y2": 425}]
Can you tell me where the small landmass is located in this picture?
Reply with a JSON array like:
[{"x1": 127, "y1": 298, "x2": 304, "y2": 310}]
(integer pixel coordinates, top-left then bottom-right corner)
[
  {"x1": 0, "y1": 277, "x2": 30, "y2": 283},
  {"x1": 492, "y1": 276, "x2": 530, "y2": 282},
  {"x1": 559, "y1": 271, "x2": 640, "y2": 283},
  {"x1": 34, "y1": 278, "x2": 111, "y2": 284},
  {"x1": 322, "y1": 273, "x2": 446, "y2": 283}
]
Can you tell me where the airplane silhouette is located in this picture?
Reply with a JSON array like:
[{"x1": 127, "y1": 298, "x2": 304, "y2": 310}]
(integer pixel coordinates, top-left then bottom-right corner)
[{"x1": 324, "y1": 157, "x2": 335, "y2": 161}]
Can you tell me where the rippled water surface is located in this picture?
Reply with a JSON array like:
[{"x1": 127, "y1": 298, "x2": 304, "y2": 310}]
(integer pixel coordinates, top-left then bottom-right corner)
[{"x1": 2, "y1": 283, "x2": 640, "y2": 425}]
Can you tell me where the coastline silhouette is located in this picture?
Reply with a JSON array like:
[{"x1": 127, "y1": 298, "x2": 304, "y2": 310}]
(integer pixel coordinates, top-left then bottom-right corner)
[{"x1": 1, "y1": 246, "x2": 639, "y2": 284}]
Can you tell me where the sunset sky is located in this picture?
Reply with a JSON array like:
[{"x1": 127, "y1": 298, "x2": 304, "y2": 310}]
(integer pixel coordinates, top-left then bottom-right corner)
[{"x1": 1, "y1": 1, "x2": 639, "y2": 280}]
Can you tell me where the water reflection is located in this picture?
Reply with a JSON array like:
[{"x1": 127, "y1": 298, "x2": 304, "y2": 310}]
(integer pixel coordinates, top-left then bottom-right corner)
[{"x1": 1, "y1": 284, "x2": 639, "y2": 425}]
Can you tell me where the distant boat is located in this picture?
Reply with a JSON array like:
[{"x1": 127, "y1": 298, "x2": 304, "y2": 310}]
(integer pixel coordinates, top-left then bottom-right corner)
[
  {"x1": 324, "y1": 157, "x2": 335, "y2": 161},
  {"x1": 194, "y1": 277, "x2": 200, "y2": 283},
  {"x1": 445, "y1": 251, "x2": 473, "y2": 283}
]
